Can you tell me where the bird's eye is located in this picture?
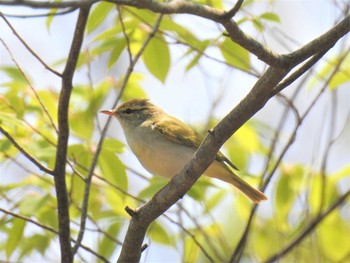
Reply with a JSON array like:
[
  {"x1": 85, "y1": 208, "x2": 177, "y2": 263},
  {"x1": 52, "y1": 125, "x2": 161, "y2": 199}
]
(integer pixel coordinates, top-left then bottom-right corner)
[{"x1": 125, "y1": 108, "x2": 132, "y2": 114}]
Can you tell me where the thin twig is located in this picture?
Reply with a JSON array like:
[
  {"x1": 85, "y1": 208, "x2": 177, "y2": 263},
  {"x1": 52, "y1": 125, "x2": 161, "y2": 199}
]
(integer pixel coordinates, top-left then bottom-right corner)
[
  {"x1": 0, "y1": 12, "x2": 62, "y2": 77},
  {"x1": 264, "y1": 189, "x2": 350, "y2": 263},
  {"x1": 0, "y1": 96, "x2": 57, "y2": 146},
  {"x1": 270, "y1": 49, "x2": 329, "y2": 97},
  {"x1": 222, "y1": 0, "x2": 244, "y2": 19},
  {"x1": 0, "y1": 38, "x2": 59, "y2": 133},
  {"x1": 0, "y1": 126, "x2": 55, "y2": 175},
  {"x1": 164, "y1": 213, "x2": 215, "y2": 263},
  {"x1": 0, "y1": 208, "x2": 110, "y2": 262},
  {"x1": 2, "y1": 7, "x2": 77, "y2": 18},
  {"x1": 117, "y1": 6, "x2": 132, "y2": 63}
]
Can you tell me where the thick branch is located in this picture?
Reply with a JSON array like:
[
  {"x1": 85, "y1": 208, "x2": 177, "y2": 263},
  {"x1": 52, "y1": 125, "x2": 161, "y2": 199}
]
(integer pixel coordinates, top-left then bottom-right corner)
[
  {"x1": 53, "y1": 5, "x2": 91, "y2": 263},
  {"x1": 4, "y1": 1, "x2": 349, "y2": 68},
  {"x1": 285, "y1": 14, "x2": 350, "y2": 67}
]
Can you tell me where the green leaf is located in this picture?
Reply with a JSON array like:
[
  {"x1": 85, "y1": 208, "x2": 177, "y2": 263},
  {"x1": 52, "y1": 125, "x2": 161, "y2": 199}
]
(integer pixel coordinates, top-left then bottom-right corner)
[
  {"x1": 220, "y1": 38, "x2": 250, "y2": 71},
  {"x1": 274, "y1": 165, "x2": 305, "y2": 226},
  {"x1": 185, "y1": 40, "x2": 211, "y2": 72},
  {"x1": 19, "y1": 233, "x2": 54, "y2": 259},
  {"x1": 89, "y1": 79, "x2": 112, "y2": 113},
  {"x1": 121, "y1": 73, "x2": 148, "y2": 101},
  {"x1": 102, "y1": 138, "x2": 125, "y2": 153},
  {"x1": 234, "y1": 123, "x2": 260, "y2": 153},
  {"x1": 187, "y1": 178, "x2": 212, "y2": 201},
  {"x1": 142, "y1": 34, "x2": 171, "y2": 83},
  {"x1": 259, "y1": 12, "x2": 281, "y2": 23},
  {"x1": 331, "y1": 164, "x2": 350, "y2": 181},
  {"x1": 226, "y1": 122, "x2": 261, "y2": 169},
  {"x1": 204, "y1": 189, "x2": 226, "y2": 213},
  {"x1": 68, "y1": 144, "x2": 90, "y2": 172},
  {"x1": 0, "y1": 139, "x2": 11, "y2": 152},
  {"x1": 318, "y1": 212, "x2": 350, "y2": 261},
  {"x1": 160, "y1": 17, "x2": 200, "y2": 47},
  {"x1": 98, "y1": 222, "x2": 122, "y2": 258},
  {"x1": 1, "y1": 66, "x2": 28, "y2": 84},
  {"x1": 183, "y1": 233, "x2": 200, "y2": 262},
  {"x1": 252, "y1": 17, "x2": 264, "y2": 32},
  {"x1": 147, "y1": 221, "x2": 174, "y2": 245},
  {"x1": 99, "y1": 149, "x2": 128, "y2": 191},
  {"x1": 19, "y1": 194, "x2": 52, "y2": 216},
  {"x1": 87, "y1": 2, "x2": 114, "y2": 34},
  {"x1": 329, "y1": 52, "x2": 350, "y2": 90},
  {"x1": 6, "y1": 218, "x2": 26, "y2": 258},
  {"x1": 104, "y1": 187, "x2": 129, "y2": 215},
  {"x1": 275, "y1": 170, "x2": 294, "y2": 227},
  {"x1": 308, "y1": 52, "x2": 350, "y2": 90},
  {"x1": 108, "y1": 38, "x2": 127, "y2": 68},
  {"x1": 45, "y1": 9, "x2": 57, "y2": 31},
  {"x1": 93, "y1": 26, "x2": 119, "y2": 42},
  {"x1": 138, "y1": 177, "x2": 167, "y2": 199}
]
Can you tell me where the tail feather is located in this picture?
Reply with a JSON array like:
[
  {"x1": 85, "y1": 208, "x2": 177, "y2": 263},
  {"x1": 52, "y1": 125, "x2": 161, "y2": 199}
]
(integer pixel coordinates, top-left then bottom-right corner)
[
  {"x1": 228, "y1": 174, "x2": 267, "y2": 203},
  {"x1": 220, "y1": 172, "x2": 267, "y2": 203},
  {"x1": 206, "y1": 162, "x2": 267, "y2": 203}
]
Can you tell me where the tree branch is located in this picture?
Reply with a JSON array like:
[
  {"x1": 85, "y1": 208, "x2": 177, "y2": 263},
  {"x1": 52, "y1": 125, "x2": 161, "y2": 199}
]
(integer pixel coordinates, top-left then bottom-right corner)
[
  {"x1": 264, "y1": 189, "x2": 350, "y2": 263},
  {"x1": 222, "y1": 0, "x2": 244, "y2": 20},
  {"x1": 0, "y1": 126, "x2": 55, "y2": 175},
  {"x1": 0, "y1": 12, "x2": 62, "y2": 77},
  {"x1": 53, "y1": 4, "x2": 91, "y2": 263},
  {"x1": 0, "y1": 208, "x2": 110, "y2": 262},
  {"x1": 0, "y1": 0, "x2": 97, "y2": 8},
  {"x1": 4, "y1": 1, "x2": 349, "y2": 67}
]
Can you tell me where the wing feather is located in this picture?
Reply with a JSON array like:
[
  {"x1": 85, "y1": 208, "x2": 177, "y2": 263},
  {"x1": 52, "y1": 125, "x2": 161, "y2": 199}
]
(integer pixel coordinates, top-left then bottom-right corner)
[{"x1": 152, "y1": 115, "x2": 239, "y2": 171}]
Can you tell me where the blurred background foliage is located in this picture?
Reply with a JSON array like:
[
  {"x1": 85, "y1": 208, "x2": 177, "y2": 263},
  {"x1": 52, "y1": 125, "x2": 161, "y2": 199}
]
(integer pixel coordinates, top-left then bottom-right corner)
[{"x1": 1, "y1": 0, "x2": 349, "y2": 262}]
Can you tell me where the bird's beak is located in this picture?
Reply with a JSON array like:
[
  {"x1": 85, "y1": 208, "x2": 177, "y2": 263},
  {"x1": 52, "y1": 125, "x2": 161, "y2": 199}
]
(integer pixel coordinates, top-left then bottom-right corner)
[{"x1": 100, "y1": 110, "x2": 114, "y2": 116}]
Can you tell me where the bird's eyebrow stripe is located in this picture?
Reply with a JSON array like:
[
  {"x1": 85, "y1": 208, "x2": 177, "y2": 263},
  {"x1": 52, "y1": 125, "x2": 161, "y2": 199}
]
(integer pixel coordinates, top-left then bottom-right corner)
[{"x1": 122, "y1": 106, "x2": 148, "y2": 112}]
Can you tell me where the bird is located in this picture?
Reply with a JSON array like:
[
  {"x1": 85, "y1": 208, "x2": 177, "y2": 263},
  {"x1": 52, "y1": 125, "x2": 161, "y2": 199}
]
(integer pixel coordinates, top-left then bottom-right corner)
[{"x1": 100, "y1": 98, "x2": 267, "y2": 203}]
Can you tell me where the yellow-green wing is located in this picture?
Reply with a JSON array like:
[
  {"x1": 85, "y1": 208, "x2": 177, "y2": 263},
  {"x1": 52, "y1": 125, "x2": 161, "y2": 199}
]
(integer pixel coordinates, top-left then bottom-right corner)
[
  {"x1": 153, "y1": 115, "x2": 239, "y2": 171},
  {"x1": 216, "y1": 151, "x2": 239, "y2": 170},
  {"x1": 153, "y1": 115, "x2": 201, "y2": 149}
]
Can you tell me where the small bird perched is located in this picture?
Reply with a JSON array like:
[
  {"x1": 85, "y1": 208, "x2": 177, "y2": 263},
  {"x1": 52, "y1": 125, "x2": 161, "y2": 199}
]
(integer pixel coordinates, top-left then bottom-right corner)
[{"x1": 101, "y1": 98, "x2": 267, "y2": 203}]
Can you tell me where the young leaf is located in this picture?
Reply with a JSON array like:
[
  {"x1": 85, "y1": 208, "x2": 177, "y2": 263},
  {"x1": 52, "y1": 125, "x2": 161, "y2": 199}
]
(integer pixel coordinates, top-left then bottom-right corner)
[
  {"x1": 142, "y1": 34, "x2": 171, "y2": 83},
  {"x1": 6, "y1": 218, "x2": 26, "y2": 259},
  {"x1": 87, "y1": 2, "x2": 114, "y2": 34},
  {"x1": 98, "y1": 222, "x2": 122, "y2": 258},
  {"x1": 147, "y1": 221, "x2": 175, "y2": 246},
  {"x1": 108, "y1": 38, "x2": 127, "y2": 68},
  {"x1": 259, "y1": 12, "x2": 281, "y2": 23},
  {"x1": 99, "y1": 149, "x2": 128, "y2": 191},
  {"x1": 220, "y1": 38, "x2": 250, "y2": 71}
]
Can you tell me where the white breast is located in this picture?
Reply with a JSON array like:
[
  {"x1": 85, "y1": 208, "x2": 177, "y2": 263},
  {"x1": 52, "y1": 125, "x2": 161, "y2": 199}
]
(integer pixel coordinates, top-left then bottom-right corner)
[{"x1": 123, "y1": 124, "x2": 195, "y2": 178}]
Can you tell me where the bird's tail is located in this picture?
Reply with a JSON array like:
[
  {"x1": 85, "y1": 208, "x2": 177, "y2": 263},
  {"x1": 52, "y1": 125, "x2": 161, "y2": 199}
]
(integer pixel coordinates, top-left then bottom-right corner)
[
  {"x1": 206, "y1": 162, "x2": 267, "y2": 203},
  {"x1": 225, "y1": 172, "x2": 267, "y2": 203}
]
